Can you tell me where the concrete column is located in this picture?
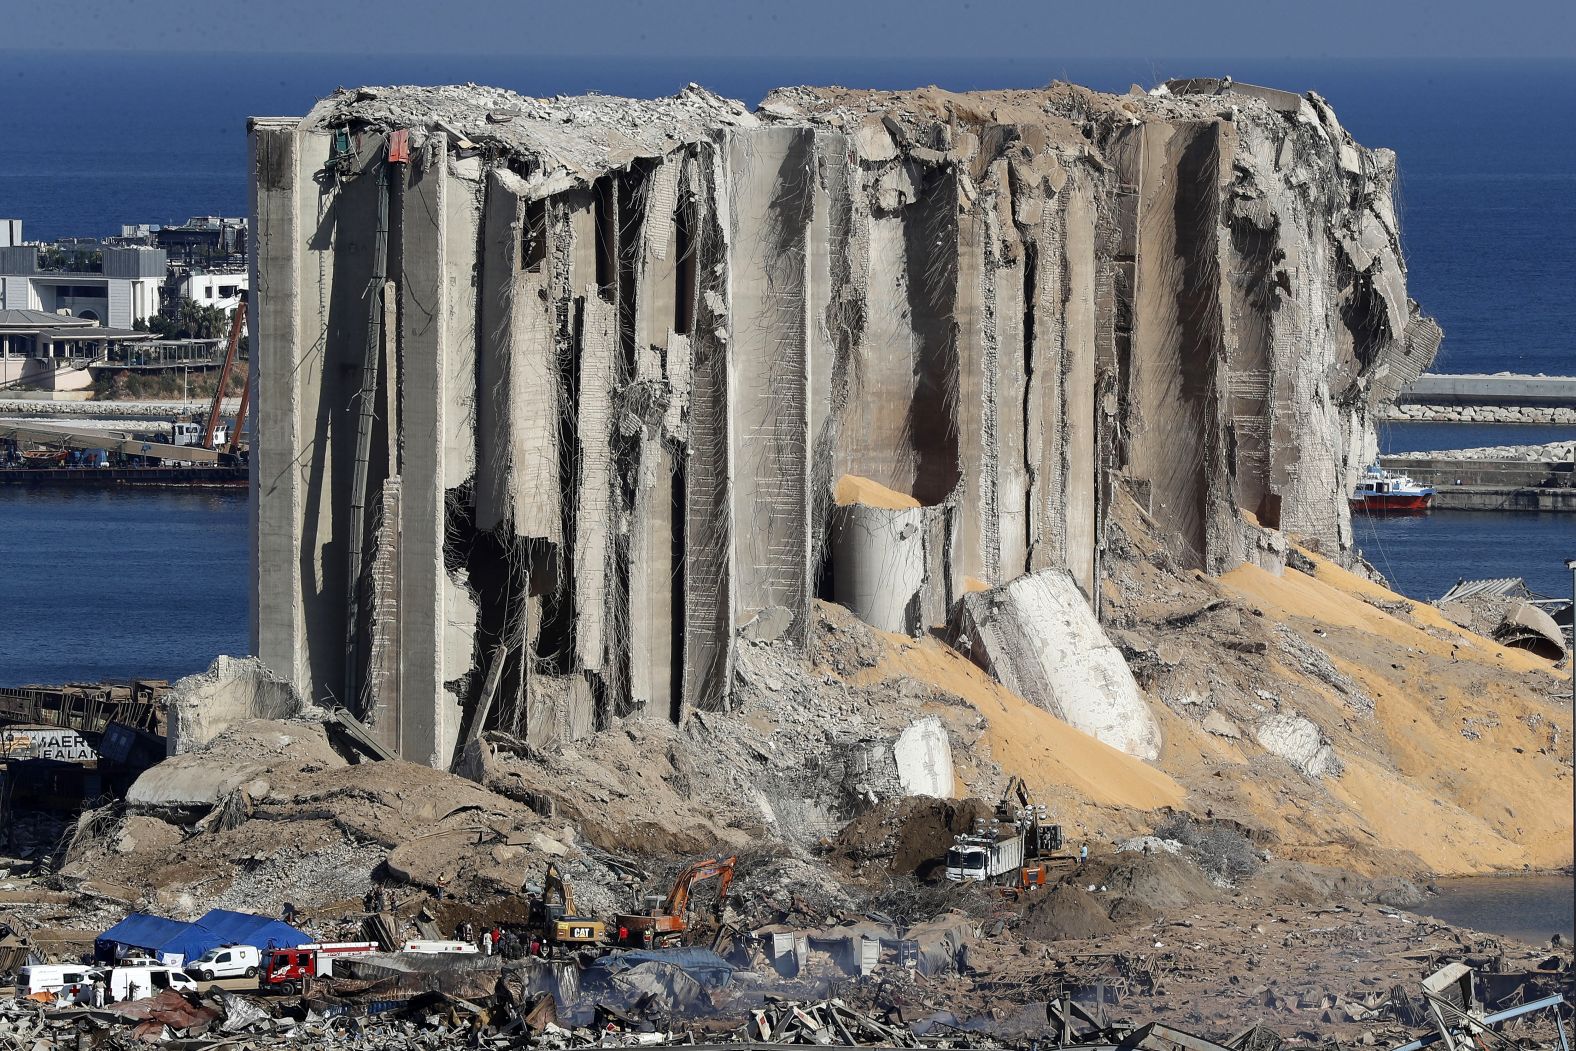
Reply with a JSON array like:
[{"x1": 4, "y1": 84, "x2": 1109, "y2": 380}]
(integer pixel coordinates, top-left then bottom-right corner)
[
  {"x1": 953, "y1": 203, "x2": 989, "y2": 587},
  {"x1": 397, "y1": 134, "x2": 456, "y2": 765},
  {"x1": 725, "y1": 126, "x2": 815, "y2": 636},
  {"x1": 574, "y1": 289, "x2": 615, "y2": 681},
  {"x1": 248, "y1": 118, "x2": 307, "y2": 693},
  {"x1": 683, "y1": 142, "x2": 736, "y2": 712},
  {"x1": 1124, "y1": 120, "x2": 1235, "y2": 571},
  {"x1": 1061, "y1": 178, "x2": 1100, "y2": 597},
  {"x1": 830, "y1": 501, "x2": 929, "y2": 635}
]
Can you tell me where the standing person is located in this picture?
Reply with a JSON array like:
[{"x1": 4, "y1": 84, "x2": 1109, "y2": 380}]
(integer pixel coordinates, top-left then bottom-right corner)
[
  {"x1": 490, "y1": 926, "x2": 502, "y2": 955},
  {"x1": 91, "y1": 976, "x2": 107, "y2": 1009},
  {"x1": 1078, "y1": 844, "x2": 1088, "y2": 868},
  {"x1": 282, "y1": 901, "x2": 298, "y2": 924},
  {"x1": 482, "y1": 929, "x2": 493, "y2": 956}
]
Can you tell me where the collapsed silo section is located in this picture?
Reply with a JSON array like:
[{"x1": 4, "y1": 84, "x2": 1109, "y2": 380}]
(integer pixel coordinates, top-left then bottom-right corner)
[{"x1": 827, "y1": 476, "x2": 952, "y2": 636}]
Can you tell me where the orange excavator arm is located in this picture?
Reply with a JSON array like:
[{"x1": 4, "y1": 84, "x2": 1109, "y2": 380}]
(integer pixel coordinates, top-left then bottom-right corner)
[{"x1": 663, "y1": 855, "x2": 737, "y2": 919}]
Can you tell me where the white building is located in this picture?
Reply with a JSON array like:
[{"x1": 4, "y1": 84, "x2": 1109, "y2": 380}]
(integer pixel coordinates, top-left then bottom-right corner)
[
  {"x1": 0, "y1": 231, "x2": 166, "y2": 328},
  {"x1": 175, "y1": 270, "x2": 247, "y2": 313}
]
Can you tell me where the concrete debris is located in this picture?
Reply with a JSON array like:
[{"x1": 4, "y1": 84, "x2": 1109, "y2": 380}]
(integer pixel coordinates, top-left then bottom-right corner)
[
  {"x1": 165, "y1": 656, "x2": 320, "y2": 755},
  {"x1": 952, "y1": 570, "x2": 1161, "y2": 760},
  {"x1": 748, "y1": 996, "x2": 921, "y2": 1045},
  {"x1": 1492, "y1": 602, "x2": 1567, "y2": 661},
  {"x1": 1253, "y1": 712, "x2": 1343, "y2": 780},
  {"x1": 0, "y1": 951, "x2": 1560, "y2": 1050}
]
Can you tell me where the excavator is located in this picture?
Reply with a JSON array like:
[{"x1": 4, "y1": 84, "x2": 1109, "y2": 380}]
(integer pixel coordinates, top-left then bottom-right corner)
[
  {"x1": 527, "y1": 863, "x2": 607, "y2": 955},
  {"x1": 613, "y1": 855, "x2": 737, "y2": 948},
  {"x1": 1000, "y1": 776, "x2": 1062, "y2": 891},
  {"x1": 944, "y1": 777, "x2": 1063, "y2": 892}
]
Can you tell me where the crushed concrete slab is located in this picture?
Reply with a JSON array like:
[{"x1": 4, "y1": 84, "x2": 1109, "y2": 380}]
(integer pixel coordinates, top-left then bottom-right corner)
[{"x1": 952, "y1": 570, "x2": 1162, "y2": 760}]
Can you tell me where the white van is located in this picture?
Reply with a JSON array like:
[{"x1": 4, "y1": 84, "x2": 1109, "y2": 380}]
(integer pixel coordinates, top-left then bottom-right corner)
[
  {"x1": 184, "y1": 944, "x2": 260, "y2": 980},
  {"x1": 17, "y1": 965, "x2": 94, "y2": 1003},
  {"x1": 98, "y1": 965, "x2": 195, "y2": 1001}
]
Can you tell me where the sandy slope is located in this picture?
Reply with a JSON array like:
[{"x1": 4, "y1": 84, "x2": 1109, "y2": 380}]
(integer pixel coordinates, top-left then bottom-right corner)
[{"x1": 1216, "y1": 547, "x2": 1571, "y2": 874}]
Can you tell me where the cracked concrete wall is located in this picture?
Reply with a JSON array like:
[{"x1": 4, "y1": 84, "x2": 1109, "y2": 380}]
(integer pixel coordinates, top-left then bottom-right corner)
[{"x1": 251, "y1": 79, "x2": 1434, "y2": 765}]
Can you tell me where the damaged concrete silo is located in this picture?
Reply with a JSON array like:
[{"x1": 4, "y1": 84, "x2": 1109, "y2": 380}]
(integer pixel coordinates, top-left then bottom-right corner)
[{"x1": 248, "y1": 79, "x2": 1437, "y2": 766}]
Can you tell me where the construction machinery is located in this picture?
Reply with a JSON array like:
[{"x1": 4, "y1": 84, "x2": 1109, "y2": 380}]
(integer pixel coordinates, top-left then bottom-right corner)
[
  {"x1": 613, "y1": 855, "x2": 737, "y2": 948},
  {"x1": 527, "y1": 863, "x2": 607, "y2": 955},
  {"x1": 202, "y1": 300, "x2": 247, "y2": 457},
  {"x1": 944, "y1": 777, "x2": 1062, "y2": 888}
]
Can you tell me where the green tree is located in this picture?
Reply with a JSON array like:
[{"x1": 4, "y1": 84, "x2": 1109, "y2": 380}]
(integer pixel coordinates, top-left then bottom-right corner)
[{"x1": 149, "y1": 298, "x2": 229, "y2": 340}]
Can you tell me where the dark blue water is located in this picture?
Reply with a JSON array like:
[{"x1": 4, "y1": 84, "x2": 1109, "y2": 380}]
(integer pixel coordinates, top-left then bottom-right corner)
[
  {"x1": 1424, "y1": 875, "x2": 1574, "y2": 945},
  {"x1": 0, "y1": 52, "x2": 1571, "y2": 375},
  {"x1": 1352, "y1": 510, "x2": 1572, "y2": 601},
  {"x1": 1380, "y1": 421, "x2": 1576, "y2": 454},
  {"x1": 0, "y1": 489, "x2": 249, "y2": 686}
]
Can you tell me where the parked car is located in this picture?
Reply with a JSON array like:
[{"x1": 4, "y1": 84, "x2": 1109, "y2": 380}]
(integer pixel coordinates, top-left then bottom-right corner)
[{"x1": 184, "y1": 944, "x2": 260, "y2": 981}]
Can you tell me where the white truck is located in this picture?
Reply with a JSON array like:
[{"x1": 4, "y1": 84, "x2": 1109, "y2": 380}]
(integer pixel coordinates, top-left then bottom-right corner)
[
  {"x1": 184, "y1": 944, "x2": 260, "y2": 980},
  {"x1": 100, "y1": 964, "x2": 196, "y2": 1001},
  {"x1": 944, "y1": 778, "x2": 1063, "y2": 884},
  {"x1": 16, "y1": 963, "x2": 194, "y2": 1003},
  {"x1": 945, "y1": 827, "x2": 1027, "y2": 882},
  {"x1": 16, "y1": 964, "x2": 95, "y2": 1002},
  {"x1": 170, "y1": 420, "x2": 228, "y2": 448}
]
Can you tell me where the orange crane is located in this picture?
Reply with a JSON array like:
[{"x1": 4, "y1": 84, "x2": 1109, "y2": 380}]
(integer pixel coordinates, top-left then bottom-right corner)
[
  {"x1": 613, "y1": 855, "x2": 737, "y2": 948},
  {"x1": 202, "y1": 300, "x2": 247, "y2": 454}
]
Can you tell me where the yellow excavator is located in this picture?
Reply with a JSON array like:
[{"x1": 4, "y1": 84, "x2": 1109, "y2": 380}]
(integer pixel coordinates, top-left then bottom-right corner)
[
  {"x1": 613, "y1": 855, "x2": 737, "y2": 948},
  {"x1": 529, "y1": 863, "x2": 606, "y2": 954}
]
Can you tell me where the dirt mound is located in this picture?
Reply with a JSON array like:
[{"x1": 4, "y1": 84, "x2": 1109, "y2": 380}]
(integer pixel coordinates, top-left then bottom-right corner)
[
  {"x1": 1019, "y1": 883, "x2": 1116, "y2": 941},
  {"x1": 1087, "y1": 849, "x2": 1223, "y2": 924},
  {"x1": 835, "y1": 474, "x2": 921, "y2": 510},
  {"x1": 1238, "y1": 861, "x2": 1426, "y2": 909},
  {"x1": 827, "y1": 796, "x2": 994, "y2": 879}
]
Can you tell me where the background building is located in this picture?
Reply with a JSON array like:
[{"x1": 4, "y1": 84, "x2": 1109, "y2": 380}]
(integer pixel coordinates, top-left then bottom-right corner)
[{"x1": 0, "y1": 224, "x2": 167, "y2": 328}]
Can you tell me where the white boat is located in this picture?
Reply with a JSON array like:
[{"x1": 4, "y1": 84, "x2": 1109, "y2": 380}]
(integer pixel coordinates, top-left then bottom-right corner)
[{"x1": 1350, "y1": 464, "x2": 1434, "y2": 513}]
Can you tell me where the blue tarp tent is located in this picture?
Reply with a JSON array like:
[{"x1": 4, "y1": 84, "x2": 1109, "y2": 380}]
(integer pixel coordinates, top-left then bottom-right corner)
[
  {"x1": 96, "y1": 913, "x2": 191, "y2": 961},
  {"x1": 152, "y1": 909, "x2": 310, "y2": 965},
  {"x1": 97, "y1": 910, "x2": 311, "y2": 967}
]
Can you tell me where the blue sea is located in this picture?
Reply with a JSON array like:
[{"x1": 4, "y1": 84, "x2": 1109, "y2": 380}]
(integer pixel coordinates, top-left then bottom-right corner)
[
  {"x1": 0, "y1": 54, "x2": 1570, "y2": 684},
  {"x1": 0, "y1": 488, "x2": 249, "y2": 685},
  {"x1": 1, "y1": 53, "x2": 1571, "y2": 376}
]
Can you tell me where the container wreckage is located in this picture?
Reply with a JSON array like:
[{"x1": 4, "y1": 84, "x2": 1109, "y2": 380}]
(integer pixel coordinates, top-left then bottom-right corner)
[{"x1": 247, "y1": 76, "x2": 1439, "y2": 768}]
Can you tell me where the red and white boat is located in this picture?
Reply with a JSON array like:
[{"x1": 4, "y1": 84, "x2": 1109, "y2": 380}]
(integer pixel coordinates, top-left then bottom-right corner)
[{"x1": 1350, "y1": 465, "x2": 1434, "y2": 513}]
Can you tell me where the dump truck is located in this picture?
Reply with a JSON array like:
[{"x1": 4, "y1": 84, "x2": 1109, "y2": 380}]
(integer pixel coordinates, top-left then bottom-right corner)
[
  {"x1": 613, "y1": 855, "x2": 736, "y2": 948},
  {"x1": 528, "y1": 863, "x2": 606, "y2": 955},
  {"x1": 944, "y1": 777, "x2": 1062, "y2": 886}
]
